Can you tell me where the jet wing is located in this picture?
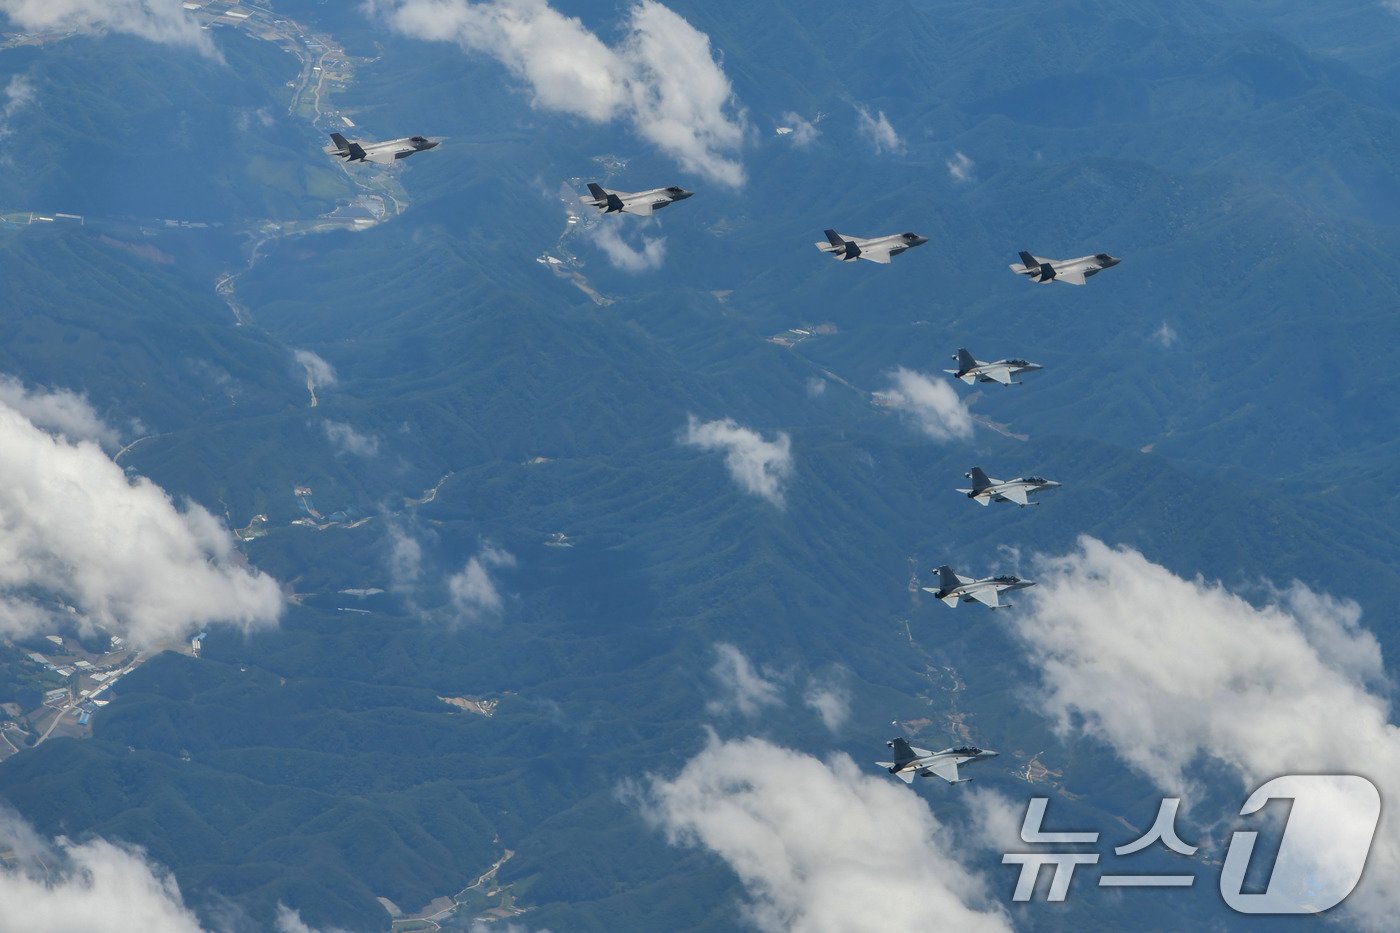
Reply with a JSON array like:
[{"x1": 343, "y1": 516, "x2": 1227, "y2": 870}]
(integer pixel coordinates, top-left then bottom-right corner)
[
  {"x1": 967, "y1": 588, "x2": 1001, "y2": 608},
  {"x1": 957, "y1": 488, "x2": 990, "y2": 505},
  {"x1": 983, "y1": 368, "x2": 1013, "y2": 386},
  {"x1": 998, "y1": 487, "x2": 1029, "y2": 506},
  {"x1": 894, "y1": 769, "x2": 915, "y2": 784},
  {"x1": 920, "y1": 758, "x2": 962, "y2": 783},
  {"x1": 859, "y1": 248, "x2": 893, "y2": 264},
  {"x1": 621, "y1": 198, "x2": 655, "y2": 216},
  {"x1": 922, "y1": 587, "x2": 961, "y2": 607},
  {"x1": 1057, "y1": 270, "x2": 1087, "y2": 285},
  {"x1": 366, "y1": 148, "x2": 399, "y2": 165}
]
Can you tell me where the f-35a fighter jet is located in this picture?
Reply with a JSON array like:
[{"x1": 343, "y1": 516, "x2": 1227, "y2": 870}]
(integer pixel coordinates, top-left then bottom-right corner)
[
  {"x1": 923, "y1": 565, "x2": 1035, "y2": 609},
  {"x1": 958, "y1": 467, "x2": 1061, "y2": 507},
  {"x1": 327, "y1": 132, "x2": 439, "y2": 165},
  {"x1": 1010, "y1": 250, "x2": 1120, "y2": 285},
  {"x1": 877, "y1": 738, "x2": 998, "y2": 784},
  {"x1": 814, "y1": 229, "x2": 928, "y2": 264},
  {"x1": 945, "y1": 348, "x2": 1042, "y2": 386},
  {"x1": 582, "y1": 183, "x2": 693, "y2": 216}
]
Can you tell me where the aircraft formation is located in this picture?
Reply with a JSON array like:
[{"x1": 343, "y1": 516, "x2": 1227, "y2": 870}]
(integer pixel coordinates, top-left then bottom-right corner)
[
  {"x1": 878, "y1": 737, "x2": 998, "y2": 785},
  {"x1": 324, "y1": 129, "x2": 1120, "y2": 787},
  {"x1": 326, "y1": 131, "x2": 440, "y2": 164}
]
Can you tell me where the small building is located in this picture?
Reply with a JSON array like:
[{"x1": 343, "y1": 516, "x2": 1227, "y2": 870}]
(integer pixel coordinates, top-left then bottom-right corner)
[{"x1": 45, "y1": 635, "x2": 64, "y2": 648}]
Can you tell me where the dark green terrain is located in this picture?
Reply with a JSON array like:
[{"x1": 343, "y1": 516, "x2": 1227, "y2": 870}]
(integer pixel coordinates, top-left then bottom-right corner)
[{"x1": 1, "y1": 1, "x2": 1397, "y2": 929}]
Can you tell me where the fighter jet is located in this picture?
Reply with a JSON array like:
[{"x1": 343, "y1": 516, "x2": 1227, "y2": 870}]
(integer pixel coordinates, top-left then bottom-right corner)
[
  {"x1": 945, "y1": 348, "x2": 1042, "y2": 386},
  {"x1": 958, "y1": 467, "x2": 1061, "y2": 508},
  {"x1": 814, "y1": 229, "x2": 928, "y2": 264},
  {"x1": 581, "y1": 182, "x2": 693, "y2": 216},
  {"x1": 1010, "y1": 250, "x2": 1120, "y2": 285},
  {"x1": 327, "y1": 132, "x2": 439, "y2": 165},
  {"x1": 877, "y1": 737, "x2": 998, "y2": 784},
  {"x1": 923, "y1": 565, "x2": 1035, "y2": 609}
]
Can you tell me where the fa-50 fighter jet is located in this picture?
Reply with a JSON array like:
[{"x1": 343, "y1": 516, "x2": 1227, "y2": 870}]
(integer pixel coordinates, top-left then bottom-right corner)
[
  {"x1": 327, "y1": 132, "x2": 439, "y2": 165},
  {"x1": 945, "y1": 348, "x2": 1042, "y2": 386},
  {"x1": 1010, "y1": 250, "x2": 1120, "y2": 285},
  {"x1": 877, "y1": 738, "x2": 998, "y2": 784},
  {"x1": 923, "y1": 565, "x2": 1035, "y2": 609},
  {"x1": 582, "y1": 183, "x2": 693, "y2": 216},
  {"x1": 814, "y1": 229, "x2": 927, "y2": 264},
  {"x1": 958, "y1": 467, "x2": 1061, "y2": 507}
]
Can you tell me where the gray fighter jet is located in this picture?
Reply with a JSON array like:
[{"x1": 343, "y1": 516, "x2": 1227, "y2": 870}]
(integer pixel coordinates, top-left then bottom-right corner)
[
  {"x1": 945, "y1": 348, "x2": 1043, "y2": 386},
  {"x1": 582, "y1": 182, "x2": 693, "y2": 216},
  {"x1": 327, "y1": 132, "x2": 439, "y2": 165},
  {"x1": 923, "y1": 565, "x2": 1035, "y2": 609},
  {"x1": 877, "y1": 737, "x2": 998, "y2": 784},
  {"x1": 1010, "y1": 250, "x2": 1120, "y2": 285},
  {"x1": 958, "y1": 467, "x2": 1061, "y2": 507},
  {"x1": 814, "y1": 229, "x2": 928, "y2": 264}
]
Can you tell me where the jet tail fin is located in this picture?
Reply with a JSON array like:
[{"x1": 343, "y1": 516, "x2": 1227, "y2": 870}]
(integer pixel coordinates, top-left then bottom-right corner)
[
  {"x1": 586, "y1": 182, "x2": 608, "y2": 200},
  {"x1": 954, "y1": 348, "x2": 978, "y2": 373},
  {"x1": 1018, "y1": 250, "x2": 1037, "y2": 268},
  {"x1": 967, "y1": 467, "x2": 994, "y2": 492},
  {"x1": 329, "y1": 132, "x2": 351, "y2": 153},
  {"x1": 937, "y1": 565, "x2": 962, "y2": 594},
  {"x1": 824, "y1": 229, "x2": 846, "y2": 248}
]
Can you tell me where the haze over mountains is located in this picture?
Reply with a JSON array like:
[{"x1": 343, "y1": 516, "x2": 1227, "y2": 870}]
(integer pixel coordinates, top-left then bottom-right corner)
[{"x1": 1, "y1": 1, "x2": 1398, "y2": 930}]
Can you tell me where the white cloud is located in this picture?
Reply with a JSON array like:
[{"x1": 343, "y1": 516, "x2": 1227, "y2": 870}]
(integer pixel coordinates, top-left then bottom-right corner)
[
  {"x1": 804, "y1": 377, "x2": 826, "y2": 398},
  {"x1": 293, "y1": 350, "x2": 337, "y2": 389},
  {"x1": 275, "y1": 905, "x2": 350, "y2": 933},
  {"x1": 802, "y1": 672, "x2": 850, "y2": 732},
  {"x1": 447, "y1": 544, "x2": 516, "y2": 622},
  {"x1": 375, "y1": 0, "x2": 746, "y2": 185},
  {"x1": 0, "y1": 400, "x2": 283, "y2": 647},
  {"x1": 777, "y1": 111, "x2": 817, "y2": 146},
  {"x1": 322, "y1": 421, "x2": 380, "y2": 458},
  {"x1": 682, "y1": 415, "x2": 793, "y2": 507},
  {"x1": 0, "y1": 74, "x2": 35, "y2": 142},
  {"x1": 1154, "y1": 321, "x2": 1178, "y2": 347},
  {"x1": 586, "y1": 220, "x2": 666, "y2": 272},
  {"x1": 946, "y1": 150, "x2": 974, "y2": 183},
  {"x1": 0, "y1": 0, "x2": 217, "y2": 57},
  {"x1": 0, "y1": 375, "x2": 118, "y2": 447},
  {"x1": 874, "y1": 368, "x2": 974, "y2": 442},
  {"x1": 386, "y1": 524, "x2": 423, "y2": 589},
  {"x1": 856, "y1": 105, "x2": 903, "y2": 155},
  {"x1": 641, "y1": 735, "x2": 1011, "y2": 933},
  {"x1": 1010, "y1": 537, "x2": 1400, "y2": 931},
  {"x1": 961, "y1": 787, "x2": 1026, "y2": 857},
  {"x1": 707, "y1": 643, "x2": 783, "y2": 718},
  {"x1": 0, "y1": 810, "x2": 207, "y2": 932}
]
